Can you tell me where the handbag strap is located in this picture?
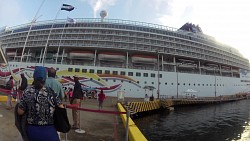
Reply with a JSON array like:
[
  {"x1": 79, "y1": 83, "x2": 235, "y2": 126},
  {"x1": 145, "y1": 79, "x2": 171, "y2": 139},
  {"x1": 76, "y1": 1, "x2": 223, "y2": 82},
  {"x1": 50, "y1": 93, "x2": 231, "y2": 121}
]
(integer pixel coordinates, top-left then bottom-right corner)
[{"x1": 45, "y1": 86, "x2": 57, "y2": 107}]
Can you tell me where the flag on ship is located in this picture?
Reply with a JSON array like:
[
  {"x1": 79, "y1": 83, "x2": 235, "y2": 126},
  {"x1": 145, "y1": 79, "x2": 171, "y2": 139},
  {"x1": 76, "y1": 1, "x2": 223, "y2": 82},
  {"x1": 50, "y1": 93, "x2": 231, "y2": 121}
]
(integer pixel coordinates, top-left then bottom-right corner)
[
  {"x1": 67, "y1": 17, "x2": 76, "y2": 24},
  {"x1": 61, "y1": 4, "x2": 74, "y2": 11}
]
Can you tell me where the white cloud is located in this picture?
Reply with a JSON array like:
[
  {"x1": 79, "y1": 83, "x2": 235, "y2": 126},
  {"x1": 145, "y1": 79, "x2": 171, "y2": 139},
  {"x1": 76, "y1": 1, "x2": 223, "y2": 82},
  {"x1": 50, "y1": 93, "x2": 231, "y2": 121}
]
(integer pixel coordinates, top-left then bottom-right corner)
[
  {"x1": 0, "y1": 0, "x2": 27, "y2": 27},
  {"x1": 79, "y1": 0, "x2": 116, "y2": 18},
  {"x1": 155, "y1": 0, "x2": 250, "y2": 60}
]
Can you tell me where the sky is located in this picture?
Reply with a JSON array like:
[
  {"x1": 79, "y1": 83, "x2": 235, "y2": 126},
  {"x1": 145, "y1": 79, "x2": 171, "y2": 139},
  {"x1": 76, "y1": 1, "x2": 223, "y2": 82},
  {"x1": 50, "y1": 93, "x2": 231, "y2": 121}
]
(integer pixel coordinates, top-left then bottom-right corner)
[{"x1": 0, "y1": 0, "x2": 250, "y2": 61}]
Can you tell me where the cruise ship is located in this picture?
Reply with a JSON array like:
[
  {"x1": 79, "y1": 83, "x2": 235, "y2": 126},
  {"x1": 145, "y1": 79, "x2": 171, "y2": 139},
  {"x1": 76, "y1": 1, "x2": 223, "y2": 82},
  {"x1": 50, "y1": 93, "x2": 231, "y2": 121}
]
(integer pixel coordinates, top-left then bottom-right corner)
[{"x1": 0, "y1": 16, "x2": 250, "y2": 98}]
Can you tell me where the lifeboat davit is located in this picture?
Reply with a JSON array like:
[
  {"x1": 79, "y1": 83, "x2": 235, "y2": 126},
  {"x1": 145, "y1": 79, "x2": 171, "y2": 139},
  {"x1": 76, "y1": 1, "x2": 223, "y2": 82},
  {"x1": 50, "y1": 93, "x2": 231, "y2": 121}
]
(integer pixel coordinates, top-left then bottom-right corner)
[
  {"x1": 69, "y1": 51, "x2": 94, "y2": 59},
  {"x1": 98, "y1": 52, "x2": 125, "y2": 61},
  {"x1": 6, "y1": 52, "x2": 16, "y2": 56},
  {"x1": 132, "y1": 55, "x2": 157, "y2": 63}
]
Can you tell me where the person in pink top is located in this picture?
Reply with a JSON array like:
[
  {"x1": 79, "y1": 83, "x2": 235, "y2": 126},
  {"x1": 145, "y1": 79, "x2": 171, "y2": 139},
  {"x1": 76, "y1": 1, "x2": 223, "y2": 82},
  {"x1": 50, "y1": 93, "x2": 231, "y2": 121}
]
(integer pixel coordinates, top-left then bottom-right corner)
[
  {"x1": 98, "y1": 90, "x2": 106, "y2": 110},
  {"x1": 68, "y1": 88, "x2": 73, "y2": 104}
]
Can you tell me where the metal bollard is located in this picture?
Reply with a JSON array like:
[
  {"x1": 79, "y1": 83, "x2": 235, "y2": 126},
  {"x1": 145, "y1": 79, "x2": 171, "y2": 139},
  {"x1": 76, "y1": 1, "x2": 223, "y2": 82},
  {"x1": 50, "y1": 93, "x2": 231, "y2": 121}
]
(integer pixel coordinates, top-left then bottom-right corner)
[
  {"x1": 125, "y1": 110, "x2": 130, "y2": 141},
  {"x1": 75, "y1": 100, "x2": 85, "y2": 134}
]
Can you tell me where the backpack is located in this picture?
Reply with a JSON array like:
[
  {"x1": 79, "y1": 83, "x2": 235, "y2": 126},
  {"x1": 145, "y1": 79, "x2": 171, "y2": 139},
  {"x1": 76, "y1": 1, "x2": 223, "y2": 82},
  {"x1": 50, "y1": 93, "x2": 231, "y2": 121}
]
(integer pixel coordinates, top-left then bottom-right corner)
[{"x1": 6, "y1": 80, "x2": 13, "y2": 90}]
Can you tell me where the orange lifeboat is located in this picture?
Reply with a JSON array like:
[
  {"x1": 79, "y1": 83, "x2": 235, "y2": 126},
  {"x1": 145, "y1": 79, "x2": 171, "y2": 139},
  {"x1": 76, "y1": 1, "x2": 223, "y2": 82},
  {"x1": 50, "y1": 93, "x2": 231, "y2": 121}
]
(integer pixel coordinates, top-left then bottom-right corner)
[
  {"x1": 69, "y1": 51, "x2": 94, "y2": 59},
  {"x1": 98, "y1": 52, "x2": 125, "y2": 61},
  {"x1": 131, "y1": 55, "x2": 157, "y2": 63},
  {"x1": 6, "y1": 52, "x2": 16, "y2": 56}
]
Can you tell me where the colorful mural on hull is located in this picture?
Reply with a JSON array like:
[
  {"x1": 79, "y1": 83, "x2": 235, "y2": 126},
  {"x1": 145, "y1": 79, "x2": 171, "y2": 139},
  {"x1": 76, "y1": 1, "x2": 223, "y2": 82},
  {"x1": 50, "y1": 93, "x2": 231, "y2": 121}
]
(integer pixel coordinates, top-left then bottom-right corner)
[{"x1": 0, "y1": 66, "x2": 141, "y2": 93}]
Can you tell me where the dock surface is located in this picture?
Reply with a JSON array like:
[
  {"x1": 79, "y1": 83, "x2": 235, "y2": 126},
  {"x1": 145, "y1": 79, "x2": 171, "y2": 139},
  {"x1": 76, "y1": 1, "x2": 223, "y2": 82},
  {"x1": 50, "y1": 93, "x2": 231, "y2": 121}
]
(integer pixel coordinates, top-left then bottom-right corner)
[{"x1": 0, "y1": 97, "x2": 126, "y2": 141}]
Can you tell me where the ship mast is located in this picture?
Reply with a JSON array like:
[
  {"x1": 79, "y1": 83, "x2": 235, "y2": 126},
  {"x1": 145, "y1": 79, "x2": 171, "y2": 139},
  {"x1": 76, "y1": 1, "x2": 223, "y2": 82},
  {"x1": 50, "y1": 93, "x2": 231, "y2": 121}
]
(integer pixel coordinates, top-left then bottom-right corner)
[{"x1": 20, "y1": 0, "x2": 46, "y2": 63}]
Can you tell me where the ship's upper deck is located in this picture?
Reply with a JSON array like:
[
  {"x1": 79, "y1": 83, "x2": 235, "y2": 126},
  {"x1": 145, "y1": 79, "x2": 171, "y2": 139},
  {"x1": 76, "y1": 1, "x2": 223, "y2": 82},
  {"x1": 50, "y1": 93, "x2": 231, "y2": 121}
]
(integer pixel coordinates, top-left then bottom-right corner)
[{"x1": 0, "y1": 18, "x2": 249, "y2": 70}]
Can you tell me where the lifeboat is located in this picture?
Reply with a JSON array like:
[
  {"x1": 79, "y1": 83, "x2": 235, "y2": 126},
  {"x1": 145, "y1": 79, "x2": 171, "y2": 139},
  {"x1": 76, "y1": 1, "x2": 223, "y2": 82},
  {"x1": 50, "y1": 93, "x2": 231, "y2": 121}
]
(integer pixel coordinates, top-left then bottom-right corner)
[
  {"x1": 69, "y1": 51, "x2": 94, "y2": 59},
  {"x1": 132, "y1": 55, "x2": 157, "y2": 63},
  {"x1": 221, "y1": 65, "x2": 230, "y2": 69},
  {"x1": 6, "y1": 52, "x2": 16, "y2": 56},
  {"x1": 206, "y1": 63, "x2": 218, "y2": 68},
  {"x1": 98, "y1": 52, "x2": 125, "y2": 61}
]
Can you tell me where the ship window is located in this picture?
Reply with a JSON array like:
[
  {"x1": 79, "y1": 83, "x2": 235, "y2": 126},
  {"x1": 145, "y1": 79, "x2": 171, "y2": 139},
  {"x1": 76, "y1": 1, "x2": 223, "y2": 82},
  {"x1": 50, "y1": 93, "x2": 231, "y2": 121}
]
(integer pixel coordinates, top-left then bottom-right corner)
[
  {"x1": 183, "y1": 83, "x2": 185, "y2": 85},
  {"x1": 189, "y1": 83, "x2": 191, "y2": 86},
  {"x1": 129, "y1": 81, "x2": 131, "y2": 83},
  {"x1": 82, "y1": 69, "x2": 87, "y2": 73},
  {"x1": 128, "y1": 72, "x2": 133, "y2": 76},
  {"x1": 75, "y1": 68, "x2": 80, "y2": 72},
  {"x1": 113, "y1": 71, "x2": 118, "y2": 75},
  {"x1": 171, "y1": 83, "x2": 173, "y2": 85},
  {"x1": 210, "y1": 84, "x2": 212, "y2": 86},
  {"x1": 207, "y1": 84, "x2": 208, "y2": 86},
  {"x1": 144, "y1": 81, "x2": 147, "y2": 84},
  {"x1": 143, "y1": 73, "x2": 148, "y2": 77},
  {"x1": 198, "y1": 84, "x2": 200, "y2": 86},
  {"x1": 165, "y1": 82, "x2": 167, "y2": 85},
  {"x1": 151, "y1": 73, "x2": 155, "y2": 77},
  {"x1": 137, "y1": 81, "x2": 139, "y2": 84},
  {"x1": 152, "y1": 82, "x2": 154, "y2": 84},
  {"x1": 68, "y1": 68, "x2": 73, "y2": 72},
  {"x1": 178, "y1": 83, "x2": 180, "y2": 85},
  {"x1": 202, "y1": 84, "x2": 204, "y2": 86},
  {"x1": 97, "y1": 70, "x2": 102, "y2": 74},
  {"x1": 90, "y1": 78, "x2": 93, "y2": 81},
  {"x1": 89, "y1": 69, "x2": 94, "y2": 73},
  {"x1": 105, "y1": 70, "x2": 110, "y2": 74},
  {"x1": 159, "y1": 74, "x2": 162, "y2": 78},
  {"x1": 121, "y1": 80, "x2": 124, "y2": 83},
  {"x1": 98, "y1": 78, "x2": 100, "y2": 81},
  {"x1": 136, "y1": 72, "x2": 141, "y2": 77},
  {"x1": 113, "y1": 80, "x2": 116, "y2": 82},
  {"x1": 120, "y1": 71, "x2": 126, "y2": 75},
  {"x1": 194, "y1": 84, "x2": 195, "y2": 86}
]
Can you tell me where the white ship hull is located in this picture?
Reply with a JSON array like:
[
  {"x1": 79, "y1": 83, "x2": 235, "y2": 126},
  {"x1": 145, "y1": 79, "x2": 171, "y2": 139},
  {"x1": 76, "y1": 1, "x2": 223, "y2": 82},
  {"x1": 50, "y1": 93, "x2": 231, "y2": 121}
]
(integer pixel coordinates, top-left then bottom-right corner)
[{"x1": 2, "y1": 62, "x2": 249, "y2": 98}]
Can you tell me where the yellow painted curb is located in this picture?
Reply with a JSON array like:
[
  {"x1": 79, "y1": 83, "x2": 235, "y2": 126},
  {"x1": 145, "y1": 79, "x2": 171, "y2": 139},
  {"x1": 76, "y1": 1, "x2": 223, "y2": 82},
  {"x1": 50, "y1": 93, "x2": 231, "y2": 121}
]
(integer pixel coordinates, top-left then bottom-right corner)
[
  {"x1": 117, "y1": 103, "x2": 147, "y2": 141},
  {"x1": 0, "y1": 96, "x2": 16, "y2": 102}
]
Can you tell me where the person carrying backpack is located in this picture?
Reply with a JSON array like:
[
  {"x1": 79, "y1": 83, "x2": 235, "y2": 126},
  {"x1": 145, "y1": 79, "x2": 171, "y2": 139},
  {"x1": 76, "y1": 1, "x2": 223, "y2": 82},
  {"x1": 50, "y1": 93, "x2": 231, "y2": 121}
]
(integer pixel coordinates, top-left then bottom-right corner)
[
  {"x1": 19, "y1": 73, "x2": 28, "y2": 91},
  {"x1": 18, "y1": 73, "x2": 28, "y2": 100}
]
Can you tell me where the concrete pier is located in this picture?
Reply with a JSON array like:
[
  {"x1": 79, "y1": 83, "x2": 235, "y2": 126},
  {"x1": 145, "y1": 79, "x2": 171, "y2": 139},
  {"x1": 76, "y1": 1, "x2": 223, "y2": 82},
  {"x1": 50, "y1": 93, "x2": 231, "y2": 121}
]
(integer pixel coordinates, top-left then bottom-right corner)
[{"x1": 0, "y1": 97, "x2": 126, "y2": 141}]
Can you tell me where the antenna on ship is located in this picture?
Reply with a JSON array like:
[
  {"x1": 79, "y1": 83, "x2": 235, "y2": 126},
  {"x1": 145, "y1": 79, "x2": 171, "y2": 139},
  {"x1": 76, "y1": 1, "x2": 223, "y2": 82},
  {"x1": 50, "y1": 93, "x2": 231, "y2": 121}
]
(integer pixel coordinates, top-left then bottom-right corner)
[{"x1": 100, "y1": 10, "x2": 108, "y2": 22}]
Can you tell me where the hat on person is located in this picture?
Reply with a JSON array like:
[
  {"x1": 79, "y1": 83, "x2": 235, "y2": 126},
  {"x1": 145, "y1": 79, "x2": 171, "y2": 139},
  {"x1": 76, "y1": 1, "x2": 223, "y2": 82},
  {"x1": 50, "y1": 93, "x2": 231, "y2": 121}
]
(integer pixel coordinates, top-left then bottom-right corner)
[{"x1": 33, "y1": 66, "x2": 47, "y2": 81}]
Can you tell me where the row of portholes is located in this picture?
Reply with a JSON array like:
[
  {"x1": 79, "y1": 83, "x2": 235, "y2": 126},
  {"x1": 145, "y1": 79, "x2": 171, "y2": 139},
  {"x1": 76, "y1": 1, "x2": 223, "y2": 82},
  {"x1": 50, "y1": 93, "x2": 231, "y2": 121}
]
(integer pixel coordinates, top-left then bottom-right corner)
[
  {"x1": 9, "y1": 64, "x2": 18, "y2": 67},
  {"x1": 100, "y1": 79, "x2": 245, "y2": 87},
  {"x1": 68, "y1": 68, "x2": 163, "y2": 78}
]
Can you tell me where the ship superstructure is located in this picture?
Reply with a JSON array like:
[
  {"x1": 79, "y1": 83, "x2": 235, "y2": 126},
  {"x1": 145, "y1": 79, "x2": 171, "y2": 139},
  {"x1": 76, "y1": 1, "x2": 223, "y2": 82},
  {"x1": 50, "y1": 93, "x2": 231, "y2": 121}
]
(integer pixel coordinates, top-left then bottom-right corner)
[{"x1": 0, "y1": 18, "x2": 249, "y2": 98}]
